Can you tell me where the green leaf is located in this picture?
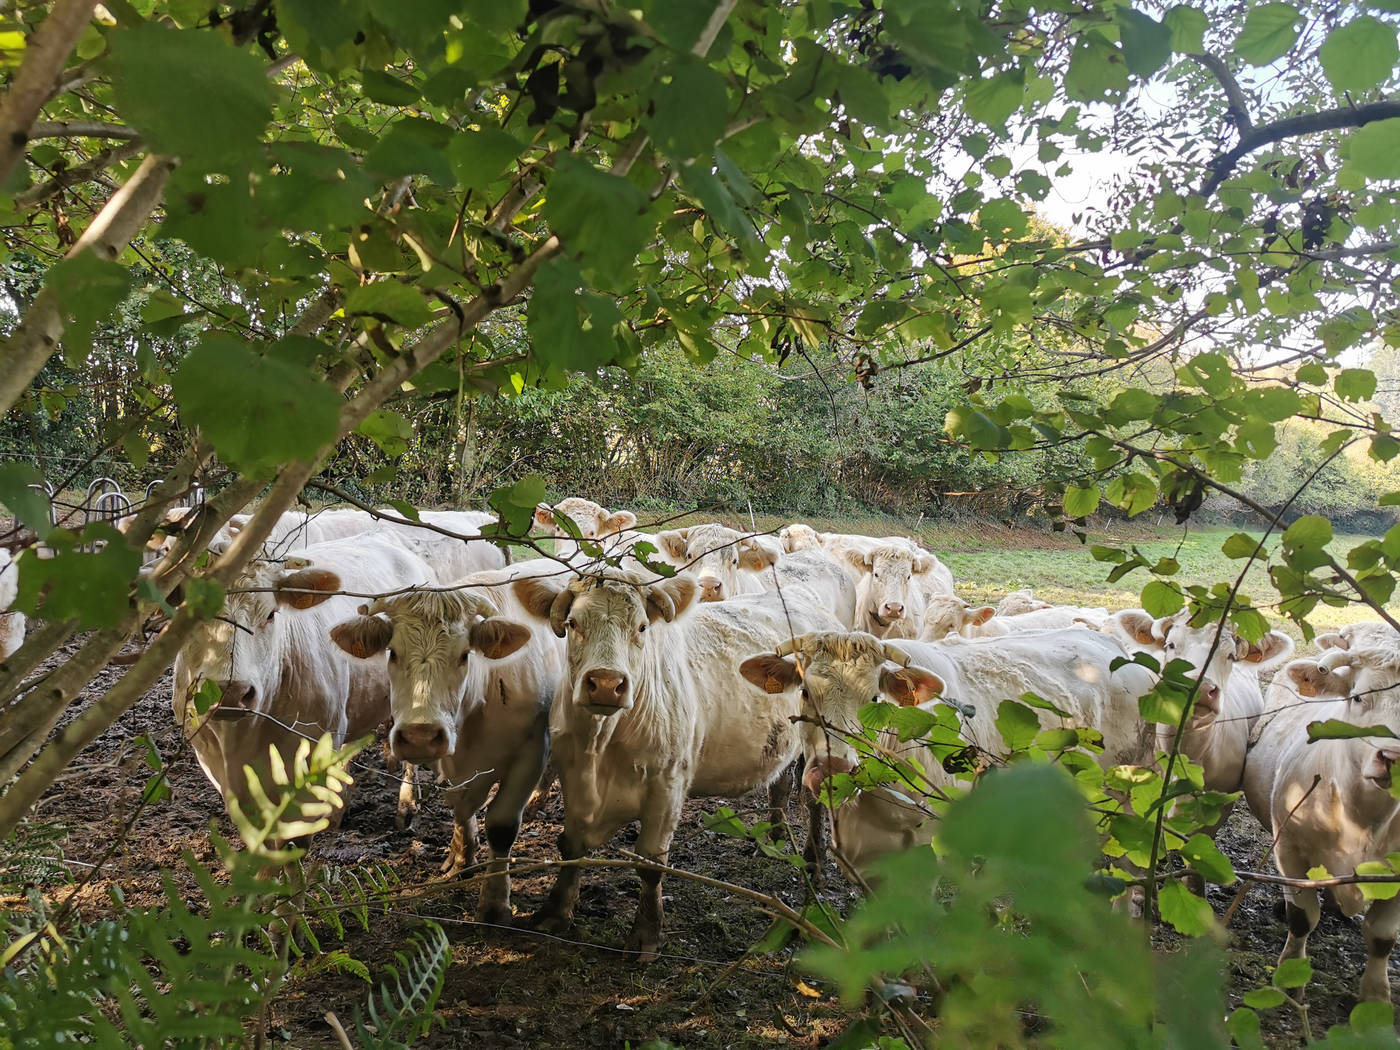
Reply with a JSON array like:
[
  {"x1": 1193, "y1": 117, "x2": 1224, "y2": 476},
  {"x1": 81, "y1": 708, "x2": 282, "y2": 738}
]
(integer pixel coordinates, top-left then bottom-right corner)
[
  {"x1": 1235, "y1": 2, "x2": 1301, "y2": 65},
  {"x1": 105, "y1": 24, "x2": 275, "y2": 166},
  {"x1": 0, "y1": 462, "x2": 51, "y2": 537},
  {"x1": 1116, "y1": 9, "x2": 1173, "y2": 76},
  {"x1": 1319, "y1": 17, "x2": 1399, "y2": 95},
  {"x1": 1158, "y1": 878, "x2": 1215, "y2": 936},
  {"x1": 356, "y1": 409, "x2": 414, "y2": 456},
  {"x1": 994, "y1": 699, "x2": 1041, "y2": 752},
  {"x1": 449, "y1": 126, "x2": 524, "y2": 190},
  {"x1": 45, "y1": 254, "x2": 133, "y2": 359},
  {"x1": 1350, "y1": 1000, "x2": 1396, "y2": 1030},
  {"x1": 1221, "y1": 532, "x2": 1260, "y2": 559},
  {"x1": 979, "y1": 198, "x2": 1028, "y2": 239},
  {"x1": 1335, "y1": 368, "x2": 1378, "y2": 402},
  {"x1": 526, "y1": 258, "x2": 627, "y2": 371},
  {"x1": 14, "y1": 528, "x2": 142, "y2": 630},
  {"x1": 184, "y1": 578, "x2": 226, "y2": 620},
  {"x1": 1064, "y1": 484, "x2": 1100, "y2": 518},
  {"x1": 964, "y1": 70, "x2": 1024, "y2": 127},
  {"x1": 1164, "y1": 5, "x2": 1208, "y2": 51},
  {"x1": 1141, "y1": 580, "x2": 1184, "y2": 617},
  {"x1": 1180, "y1": 833, "x2": 1235, "y2": 884},
  {"x1": 1065, "y1": 33, "x2": 1132, "y2": 101},
  {"x1": 1241, "y1": 986, "x2": 1286, "y2": 1009},
  {"x1": 645, "y1": 57, "x2": 730, "y2": 163},
  {"x1": 1296, "y1": 362, "x2": 1328, "y2": 385},
  {"x1": 362, "y1": 117, "x2": 455, "y2": 187},
  {"x1": 945, "y1": 406, "x2": 1009, "y2": 450},
  {"x1": 1282, "y1": 514, "x2": 1332, "y2": 550},
  {"x1": 1272, "y1": 957, "x2": 1312, "y2": 988},
  {"x1": 1356, "y1": 861, "x2": 1400, "y2": 900},
  {"x1": 172, "y1": 336, "x2": 342, "y2": 479},
  {"x1": 545, "y1": 154, "x2": 654, "y2": 290},
  {"x1": 1350, "y1": 119, "x2": 1400, "y2": 179},
  {"x1": 488, "y1": 475, "x2": 548, "y2": 536},
  {"x1": 1226, "y1": 1007, "x2": 1265, "y2": 1050},
  {"x1": 1305, "y1": 719, "x2": 1399, "y2": 742},
  {"x1": 359, "y1": 69, "x2": 421, "y2": 106},
  {"x1": 1108, "y1": 387, "x2": 1157, "y2": 422},
  {"x1": 343, "y1": 282, "x2": 435, "y2": 328}
]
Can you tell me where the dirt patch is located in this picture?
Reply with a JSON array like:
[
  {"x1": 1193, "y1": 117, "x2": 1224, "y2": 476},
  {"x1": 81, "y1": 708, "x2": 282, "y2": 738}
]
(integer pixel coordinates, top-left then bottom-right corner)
[{"x1": 6, "y1": 635, "x2": 1391, "y2": 1048}]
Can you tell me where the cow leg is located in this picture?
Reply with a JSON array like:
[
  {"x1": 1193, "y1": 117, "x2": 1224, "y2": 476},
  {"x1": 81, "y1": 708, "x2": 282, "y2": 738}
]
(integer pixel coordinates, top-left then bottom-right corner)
[
  {"x1": 534, "y1": 827, "x2": 585, "y2": 935},
  {"x1": 1361, "y1": 897, "x2": 1400, "y2": 1003},
  {"x1": 521, "y1": 764, "x2": 558, "y2": 823},
  {"x1": 478, "y1": 727, "x2": 549, "y2": 926},
  {"x1": 1279, "y1": 891, "x2": 1321, "y2": 970},
  {"x1": 767, "y1": 764, "x2": 794, "y2": 844},
  {"x1": 626, "y1": 778, "x2": 685, "y2": 962},
  {"x1": 396, "y1": 762, "x2": 417, "y2": 830},
  {"x1": 803, "y1": 791, "x2": 827, "y2": 888},
  {"x1": 440, "y1": 776, "x2": 495, "y2": 878}
]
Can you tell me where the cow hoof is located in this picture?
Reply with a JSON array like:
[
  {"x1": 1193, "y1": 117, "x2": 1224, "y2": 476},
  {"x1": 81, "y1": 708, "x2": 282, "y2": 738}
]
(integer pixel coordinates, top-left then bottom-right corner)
[
  {"x1": 395, "y1": 806, "x2": 417, "y2": 832},
  {"x1": 625, "y1": 928, "x2": 661, "y2": 962},
  {"x1": 479, "y1": 903, "x2": 514, "y2": 928},
  {"x1": 532, "y1": 910, "x2": 574, "y2": 936}
]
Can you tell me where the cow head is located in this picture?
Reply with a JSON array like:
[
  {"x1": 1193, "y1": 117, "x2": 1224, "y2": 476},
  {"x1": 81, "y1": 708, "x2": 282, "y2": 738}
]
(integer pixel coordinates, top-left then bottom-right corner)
[
  {"x1": 654, "y1": 523, "x2": 778, "y2": 602},
  {"x1": 534, "y1": 497, "x2": 637, "y2": 549},
  {"x1": 1311, "y1": 646, "x2": 1400, "y2": 719},
  {"x1": 849, "y1": 543, "x2": 931, "y2": 631},
  {"x1": 329, "y1": 588, "x2": 531, "y2": 762},
  {"x1": 514, "y1": 569, "x2": 698, "y2": 716},
  {"x1": 997, "y1": 589, "x2": 1051, "y2": 616},
  {"x1": 919, "y1": 594, "x2": 995, "y2": 641},
  {"x1": 176, "y1": 556, "x2": 343, "y2": 723},
  {"x1": 739, "y1": 631, "x2": 943, "y2": 795},
  {"x1": 779, "y1": 523, "x2": 823, "y2": 554}
]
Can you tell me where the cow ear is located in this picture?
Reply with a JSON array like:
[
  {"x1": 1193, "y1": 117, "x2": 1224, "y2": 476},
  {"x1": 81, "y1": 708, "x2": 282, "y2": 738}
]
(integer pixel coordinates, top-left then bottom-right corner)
[
  {"x1": 739, "y1": 654, "x2": 802, "y2": 694},
  {"x1": 646, "y1": 575, "x2": 699, "y2": 623},
  {"x1": 513, "y1": 577, "x2": 566, "y2": 622},
  {"x1": 912, "y1": 555, "x2": 933, "y2": 574},
  {"x1": 276, "y1": 568, "x2": 341, "y2": 609},
  {"x1": 602, "y1": 510, "x2": 636, "y2": 534},
  {"x1": 1317, "y1": 632, "x2": 1348, "y2": 651},
  {"x1": 655, "y1": 529, "x2": 689, "y2": 562},
  {"x1": 880, "y1": 666, "x2": 944, "y2": 706},
  {"x1": 1242, "y1": 631, "x2": 1294, "y2": 668},
  {"x1": 331, "y1": 615, "x2": 392, "y2": 659},
  {"x1": 738, "y1": 540, "x2": 779, "y2": 571},
  {"x1": 972, "y1": 606, "x2": 996, "y2": 626},
  {"x1": 470, "y1": 617, "x2": 532, "y2": 660},
  {"x1": 533, "y1": 504, "x2": 557, "y2": 531},
  {"x1": 1116, "y1": 610, "x2": 1160, "y2": 648}
]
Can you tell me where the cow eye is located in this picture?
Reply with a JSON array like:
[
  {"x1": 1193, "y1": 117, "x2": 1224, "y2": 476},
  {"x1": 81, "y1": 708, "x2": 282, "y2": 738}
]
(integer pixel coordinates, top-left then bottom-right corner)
[
  {"x1": 800, "y1": 687, "x2": 810, "y2": 700},
  {"x1": 637, "y1": 623, "x2": 647, "y2": 634},
  {"x1": 387, "y1": 648, "x2": 397, "y2": 663},
  {"x1": 459, "y1": 650, "x2": 470, "y2": 665},
  {"x1": 567, "y1": 617, "x2": 579, "y2": 632},
  {"x1": 264, "y1": 610, "x2": 276, "y2": 626},
  {"x1": 873, "y1": 572, "x2": 880, "y2": 579}
]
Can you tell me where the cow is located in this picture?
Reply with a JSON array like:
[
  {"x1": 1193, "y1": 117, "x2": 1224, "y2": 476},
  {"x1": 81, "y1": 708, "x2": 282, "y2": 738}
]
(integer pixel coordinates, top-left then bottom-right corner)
[
  {"x1": 920, "y1": 595, "x2": 1109, "y2": 641},
  {"x1": 328, "y1": 558, "x2": 563, "y2": 923},
  {"x1": 654, "y1": 523, "x2": 780, "y2": 602},
  {"x1": 1240, "y1": 642, "x2": 1400, "y2": 1005},
  {"x1": 840, "y1": 541, "x2": 941, "y2": 640},
  {"x1": 376, "y1": 509, "x2": 507, "y2": 580},
  {"x1": 0, "y1": 548, "x2": 24, "y2": 659},
  {"x1": 738, "y1": 628, "x2": 1155, "y2": 881},
  {"x1": 762, "y1": 547, "x2": 858, "y2": 629},
  {"x1": 997, "y1": 589, "x2": 1051, "y2": 615},
  {"x1": 779, "y1": 523, "x2": 823, "y2": 553},
  {"x1": 173, "y1": 535, "x2": 436, "y2": 833},
  {"x1": 533, "y1": 497, "x2": 640, "y2": 561},
  {"x1": 1317, "y1": 620, "x2": 1400, "y2": 652},
  {"x1": 1110, "y1": 609, "x2": 1292, "y2": 797},
  {"x1": 510, "y1": 568, "x2": 842, "y2": 957}
]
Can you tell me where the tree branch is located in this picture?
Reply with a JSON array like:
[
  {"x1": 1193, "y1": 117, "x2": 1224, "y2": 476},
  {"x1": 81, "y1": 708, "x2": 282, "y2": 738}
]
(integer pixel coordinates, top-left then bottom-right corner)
[
  {"x1": 0, "y1": 0, "x2": 97, "y2": 187},
  {"x1": 14, "y1": 140, "x2": 144, "y2": 208},
  {"x1": 27, "y1": 120, "x2": 142, "y2": 141},
  {"x1": 1189, "y1": 52, "x2": 1253, "y2": 135}
]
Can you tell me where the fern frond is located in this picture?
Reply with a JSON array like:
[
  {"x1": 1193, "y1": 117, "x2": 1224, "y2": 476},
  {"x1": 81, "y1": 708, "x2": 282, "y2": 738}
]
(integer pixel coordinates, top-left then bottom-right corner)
[{"x1": 354, "y1": 922, "x2": 450, "y2": 1050}]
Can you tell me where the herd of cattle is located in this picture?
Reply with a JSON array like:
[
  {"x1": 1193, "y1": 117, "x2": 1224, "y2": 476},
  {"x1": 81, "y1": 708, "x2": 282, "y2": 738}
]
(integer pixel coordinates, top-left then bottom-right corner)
[{"x1": 5, "y1": 495, "x2": 1400, "y2": 1000}]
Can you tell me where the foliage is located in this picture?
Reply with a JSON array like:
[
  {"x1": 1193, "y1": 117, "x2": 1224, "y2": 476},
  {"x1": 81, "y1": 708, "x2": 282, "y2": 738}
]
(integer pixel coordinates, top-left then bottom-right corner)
[{"x1": 353, "y1": 922, "x2": 451, "y2": 1050}]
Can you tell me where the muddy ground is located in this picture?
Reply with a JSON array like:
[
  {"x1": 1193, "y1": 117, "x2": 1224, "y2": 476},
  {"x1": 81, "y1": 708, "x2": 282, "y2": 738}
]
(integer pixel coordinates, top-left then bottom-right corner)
[{"x1": 5, "y1": 636, "x2": 1394, "y2": 1048}]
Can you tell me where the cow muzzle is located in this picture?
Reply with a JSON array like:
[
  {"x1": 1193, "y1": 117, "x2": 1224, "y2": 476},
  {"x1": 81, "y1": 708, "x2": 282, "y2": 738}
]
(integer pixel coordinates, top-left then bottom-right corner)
[
  {"x1": 698, "y1": 577, "x2": 725, "y2": 602},
  {"x1": 803, "y1": 755, "x2": 855, "y2": 795},
  {"x1": 880, "y1": 601, "x2": 905, "y2": 621},
  {"x1": 1191, "y1": 680, "x2": 1221, "y2": 724},
  {"x1": 581, "y1": 668, "x2": 630, "y2": 713},
  {"x1": 213, "y1": 679, "x2": 258, "y2": 720},
  {"x1": 393, "y1": 721, "x2": 451, "y2": 762}
]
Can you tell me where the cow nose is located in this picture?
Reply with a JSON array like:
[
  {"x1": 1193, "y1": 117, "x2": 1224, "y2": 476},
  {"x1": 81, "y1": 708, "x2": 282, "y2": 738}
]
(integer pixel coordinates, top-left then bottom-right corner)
[
  {"x1": 699, "y1": 578, "x2": 724, "y2": 602},
  {"x1": 394, "y1": 722, "x2": 450, "y2": 761},
  {"x1": 584, "y1": 670, "x2": 628, "y2": 706},
  {"x1": 220, "y1": 680, "x2": 257, "y2": 710},
  {"x1": 803, "y1": 755, "x2": 855, "y2": 795},
  {"x1": 882, "y1": 601, "x2": 904, "y2": 619}
]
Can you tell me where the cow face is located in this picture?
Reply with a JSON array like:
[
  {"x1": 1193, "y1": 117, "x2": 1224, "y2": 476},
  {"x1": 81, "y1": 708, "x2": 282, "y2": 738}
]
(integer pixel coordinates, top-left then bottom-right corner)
[
  {"x1": 177, "y1": 557, "x2": 342, "y2": 723},
  {"x1": 997, "y1": 590, "x2": 1050, "y2": 616},
  {"x1": 739, "y1": 633, "x2": 943, "y2": 795},
  {"x1": 534, "y1": 498, "x2": 637, "y2": 557},
  {"x1": 855, "y1": 545, "x2": 930, "y2": 630},
  {"x1": 919, "y1": 594, "x2": 994, "y2": 641},
  {"x1": 1314, "y1": 646, "x2": 1400, "y2": 721},
  {"x1": 780, "y1": 523, "x2": 822, "y2": 553},
  {"x1": 514, "y1": 571, "x2": 698, "y2": 716},
  {"x1": 660, "y1": 523, "x2": 778, "y2": 602},
  {"x1": 329, "y1": 590, "x2": 531, "y2": 762}
]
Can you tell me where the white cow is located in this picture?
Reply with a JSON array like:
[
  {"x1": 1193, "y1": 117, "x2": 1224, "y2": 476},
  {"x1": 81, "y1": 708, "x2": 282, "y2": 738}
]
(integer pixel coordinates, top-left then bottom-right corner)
[
  {"x1": 328, "y1": 558, "x2": 562, "y2": 923},
  {"x1": 1241, "y1": 643, "x2": 1400, "y2": 1004},
  {"x1": 738, "y1": 628, "x2": 1155, "y2": 880},
  {"x1": 840, "y1": 541, "x2": 941, "y2": 640},
  {"x1": 997, "y1": 589, "x2": 1051, "y2": 615},
  {"x1": 654, "y1": 523, "x2": 779, "y2": 602},
  {"x1": 173, "y1": 535, "x2": 436, "y2": 830},
  {"x1": 0, "y1": 548, "x2": 24, "y2": 659},
  {"x1": 533, "y1": 497, "x2": 641, "y2": 562},
  {"x1": 762, "y1": 548, "x2": 858, "y2": 629},
  {"x1": 511, "y1": 568, "x2": 842, "y2": 957},
  {"x1": 1111, "y1": 609, "x2": 1292, "y2": 796},
  {"x1": 375, "y1": 509, "x2": 506, "y2": 580},
  {"x1": 1317, "y1": 620, "x2": 1400, "y2": 652},
  {"x1": 920, "y1": 595, "x2": 1109, "y2": 641},
  {"x1": 818, "y1": 532, "x2": 956, "y2": 597},
  {"x1": 779, "y1": 523, "x2": 823, "y2": 553}
]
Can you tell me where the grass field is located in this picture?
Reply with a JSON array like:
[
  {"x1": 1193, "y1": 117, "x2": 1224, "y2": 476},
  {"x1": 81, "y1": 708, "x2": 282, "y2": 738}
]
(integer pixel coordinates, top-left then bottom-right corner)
[{"x1": 642, "y1": 508, "x2": 1396, "y2": 643}]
